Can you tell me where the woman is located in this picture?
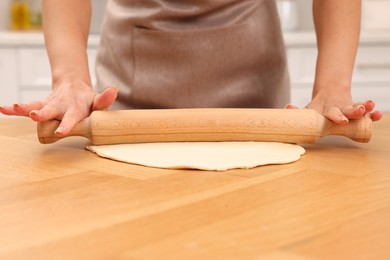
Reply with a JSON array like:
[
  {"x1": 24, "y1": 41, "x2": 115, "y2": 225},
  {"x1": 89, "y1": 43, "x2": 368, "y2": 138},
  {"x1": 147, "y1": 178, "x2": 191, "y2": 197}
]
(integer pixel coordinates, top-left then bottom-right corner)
[{"x1": 0, "y1": 0, "x2": 382, "y2": 136}]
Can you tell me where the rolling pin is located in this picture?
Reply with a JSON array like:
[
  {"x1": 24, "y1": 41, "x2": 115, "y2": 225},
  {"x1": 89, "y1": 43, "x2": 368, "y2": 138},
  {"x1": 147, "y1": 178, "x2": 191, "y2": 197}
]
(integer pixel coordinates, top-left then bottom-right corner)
[{"x1": 37, "y1": 108, "x2": 372, "y2": 145}]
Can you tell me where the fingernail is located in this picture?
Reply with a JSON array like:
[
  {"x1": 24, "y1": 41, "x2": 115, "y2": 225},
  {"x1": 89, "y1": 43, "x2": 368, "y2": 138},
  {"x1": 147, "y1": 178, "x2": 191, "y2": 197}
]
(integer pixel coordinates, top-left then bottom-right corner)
[
  {"x1": 55, "y1": 127, "x2": 64, "y2": 135},
  {"x1": 30, "y1": 110, "x2": 37, "y2": 115},
  {"x1": 29, "y1": 110, "x2": 38, "y2": 118},
  {"x1": 358, "y1": 105, "x2": 365, "y2": 112},
  {"x1": 340, "y1": 115, "x2": 349, "y2": 123}
]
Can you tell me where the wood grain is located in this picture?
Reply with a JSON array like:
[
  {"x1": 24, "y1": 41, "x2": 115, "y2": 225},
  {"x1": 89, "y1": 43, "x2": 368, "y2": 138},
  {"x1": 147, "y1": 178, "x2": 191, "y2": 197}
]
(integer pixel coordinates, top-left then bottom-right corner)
[{"x1": 0, "y1": 115, "x2": 389, "y2": 260}]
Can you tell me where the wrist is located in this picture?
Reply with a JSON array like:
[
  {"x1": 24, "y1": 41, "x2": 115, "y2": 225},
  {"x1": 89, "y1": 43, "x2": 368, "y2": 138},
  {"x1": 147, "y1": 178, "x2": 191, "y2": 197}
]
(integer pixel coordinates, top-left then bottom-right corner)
[
  {"x1": 312, "y1": 78, "x2": 352, "y2": 98},
  {"x1": 52, "y1": 71, "x2": 92, "y2": 89},
  {"x1": 52, "y1": 77, "x2": 92, "y2": 91}
]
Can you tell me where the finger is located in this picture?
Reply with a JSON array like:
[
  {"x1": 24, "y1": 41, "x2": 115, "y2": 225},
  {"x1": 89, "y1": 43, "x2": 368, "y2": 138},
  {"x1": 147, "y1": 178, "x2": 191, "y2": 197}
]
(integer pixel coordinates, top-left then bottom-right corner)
[
  {"x1": 54, "y1": 110, "x2": 84, "y2": 137},
  {"x1": 353, "y1": 100, "x2": 376, "y2": 113},
  {"x1": 362, "y1": 100, "x2": 375, "y2": 113},
  {"x1": 284, "y1": 104, "x2": 300, "y2": 109},
  {"x1": 370, "y1": 110, "x2": 382, "y2": 122},
  {"x1": 29, "y1": 105, "x2": 61, "y2": 122},
  {"x1": 340, "y1": 105, "x2": 366, "y2": 120},
  {"x1": 323, "y1": 107, "x2": 349, "y2": 124},
  {"x1": 13, "y1": 101, "x2": 45, "y2": 116},
  {"x1": 0, "y1": 105, "x2": 18, "y2": 116},
  {"x1": 92, "y1": 87, "x2": 118, "y2": 111}
]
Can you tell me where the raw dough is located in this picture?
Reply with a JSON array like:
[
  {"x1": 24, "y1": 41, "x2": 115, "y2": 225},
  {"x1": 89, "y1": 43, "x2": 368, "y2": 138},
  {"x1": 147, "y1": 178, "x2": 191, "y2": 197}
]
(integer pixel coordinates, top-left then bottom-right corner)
[{"x1": 86, "y1": 142, "x2": 305, "y2": 171}]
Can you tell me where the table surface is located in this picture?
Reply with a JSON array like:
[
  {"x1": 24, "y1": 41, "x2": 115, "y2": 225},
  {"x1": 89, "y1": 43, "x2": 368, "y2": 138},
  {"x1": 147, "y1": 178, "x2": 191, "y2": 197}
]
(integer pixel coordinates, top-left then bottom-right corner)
[{"x1": 0, "y1": 116, "x2": 389, "y2": 260}]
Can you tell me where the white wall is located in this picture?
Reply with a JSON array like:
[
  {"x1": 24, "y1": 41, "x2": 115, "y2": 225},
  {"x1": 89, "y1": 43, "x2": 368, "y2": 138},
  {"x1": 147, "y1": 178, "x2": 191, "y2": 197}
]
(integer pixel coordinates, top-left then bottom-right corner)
[
  {"x1": 0, "y1": 0, "x2": 11, "y2": 30},
  {"x1": 297, "y1": 0, "x2": 314, "y2": 30},
  {"x1": 90, "y1": 0, "x2": 108, "y2": 34},
  {"x1": 0, "y1": 0, "x2": 107, "y2": 33}
]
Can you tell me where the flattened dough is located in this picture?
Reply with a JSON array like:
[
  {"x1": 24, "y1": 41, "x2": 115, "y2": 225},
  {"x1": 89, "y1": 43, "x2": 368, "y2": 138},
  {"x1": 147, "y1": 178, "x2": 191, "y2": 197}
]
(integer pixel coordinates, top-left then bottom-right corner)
[{"x1": 86, "y1": 142, "x2": 305, "y2": 171}]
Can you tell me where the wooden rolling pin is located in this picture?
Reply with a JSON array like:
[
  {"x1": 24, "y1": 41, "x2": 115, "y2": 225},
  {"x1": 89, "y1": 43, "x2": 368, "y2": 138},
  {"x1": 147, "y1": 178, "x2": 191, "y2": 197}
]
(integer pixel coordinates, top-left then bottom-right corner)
[{"x1": 37, "y1": 108, "x2": 372, "y2": 144}]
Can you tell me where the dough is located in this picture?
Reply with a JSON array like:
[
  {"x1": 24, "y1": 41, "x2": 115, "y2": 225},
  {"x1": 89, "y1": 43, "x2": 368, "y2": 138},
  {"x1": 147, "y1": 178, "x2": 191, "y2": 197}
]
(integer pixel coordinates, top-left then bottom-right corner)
[{"x1": 86, "y1": 142, "x2": 305, "y2": 171}]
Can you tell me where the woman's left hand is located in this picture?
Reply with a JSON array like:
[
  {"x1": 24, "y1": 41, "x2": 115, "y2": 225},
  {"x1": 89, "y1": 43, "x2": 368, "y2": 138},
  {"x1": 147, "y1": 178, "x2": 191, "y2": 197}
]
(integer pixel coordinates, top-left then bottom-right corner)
[{"x1": 285, "y1": 89, "x2": 382, "y2": 124}]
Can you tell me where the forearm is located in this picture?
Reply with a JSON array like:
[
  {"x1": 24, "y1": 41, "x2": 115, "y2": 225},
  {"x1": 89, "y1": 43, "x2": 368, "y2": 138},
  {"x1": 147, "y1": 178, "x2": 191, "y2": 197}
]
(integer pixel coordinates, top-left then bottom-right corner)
[
  {"x1": 312, "y1": 0, "x2": 361, "y2": 95},
  {"x1": 42, "y1": 0, "x2": 92, "y2": 87}
]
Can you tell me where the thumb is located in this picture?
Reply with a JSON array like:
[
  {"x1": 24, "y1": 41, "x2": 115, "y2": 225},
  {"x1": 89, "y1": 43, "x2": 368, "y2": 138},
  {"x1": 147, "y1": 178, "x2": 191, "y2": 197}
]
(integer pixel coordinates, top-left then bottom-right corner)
[
  {"x1": 284, "y1": 104, "x2": 300, "y2": 109},
  {"x1": 92, "y1": 86, "x2": 118, "y2": 111}
]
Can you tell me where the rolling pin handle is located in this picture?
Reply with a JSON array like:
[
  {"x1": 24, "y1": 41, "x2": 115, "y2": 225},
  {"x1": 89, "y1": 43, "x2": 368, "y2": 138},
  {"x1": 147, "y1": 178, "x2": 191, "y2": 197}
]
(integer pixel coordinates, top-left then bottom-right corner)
[
  {"x1": 37, "y1": 120, "x2": 61, "y2": 144},
  {"x1": 37, "y1": 119, "x2": 91, "y2": 144},
  {"x1": 321, "y1": 113, "x2": 372, "y2": 143}
]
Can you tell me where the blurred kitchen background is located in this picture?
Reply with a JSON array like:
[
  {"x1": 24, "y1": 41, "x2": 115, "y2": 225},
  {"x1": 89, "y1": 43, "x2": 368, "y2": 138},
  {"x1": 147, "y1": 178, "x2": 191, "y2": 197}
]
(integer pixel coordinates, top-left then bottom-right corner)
[
  {"x1": 0, "y1": 0, "x2": 389, "y2": 112},
  {"x1": 0, "y1": 0, "x2": 313, "y2": 34}
]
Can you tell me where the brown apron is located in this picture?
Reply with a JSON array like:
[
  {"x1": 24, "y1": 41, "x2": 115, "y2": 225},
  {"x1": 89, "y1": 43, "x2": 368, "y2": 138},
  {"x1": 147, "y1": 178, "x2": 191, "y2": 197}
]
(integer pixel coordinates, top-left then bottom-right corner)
[{"x1": 95, "y1": 0, "x2": 290, "y2": 109}]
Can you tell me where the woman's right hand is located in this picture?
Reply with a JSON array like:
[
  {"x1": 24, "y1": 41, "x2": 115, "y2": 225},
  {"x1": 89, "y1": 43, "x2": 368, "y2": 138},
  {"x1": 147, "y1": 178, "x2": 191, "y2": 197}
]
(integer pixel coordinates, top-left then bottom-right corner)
[
  {"x1": 2, "y1": 0, "x2": 117, "y2": 137},
  {"x1": 0, "y1": 81, "x2": 118, "y2": 137}
]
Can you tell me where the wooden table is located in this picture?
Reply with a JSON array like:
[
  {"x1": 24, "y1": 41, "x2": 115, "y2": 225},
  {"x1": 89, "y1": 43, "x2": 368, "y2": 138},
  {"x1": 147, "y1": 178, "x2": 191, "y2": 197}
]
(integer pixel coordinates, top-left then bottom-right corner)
[{"x1": 0, "y1": 115, "x2": 389, "y2": 260}]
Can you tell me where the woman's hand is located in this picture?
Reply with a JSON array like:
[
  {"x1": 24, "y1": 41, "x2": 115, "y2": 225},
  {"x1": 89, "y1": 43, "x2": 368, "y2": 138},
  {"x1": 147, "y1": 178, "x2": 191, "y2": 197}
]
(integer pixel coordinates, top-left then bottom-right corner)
[
  {"x1": 0, "y1": 81, "x2": 118, "y2": 136},
  {"x1": 302, "y1": 0, "x2": 384, "y2": 124},
  {"x1": 285, "y1": 88, "x2": 382, "y2": 124},
  {"x1": 2, "y1": 0, "x2": 116, "y2": 137}
]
